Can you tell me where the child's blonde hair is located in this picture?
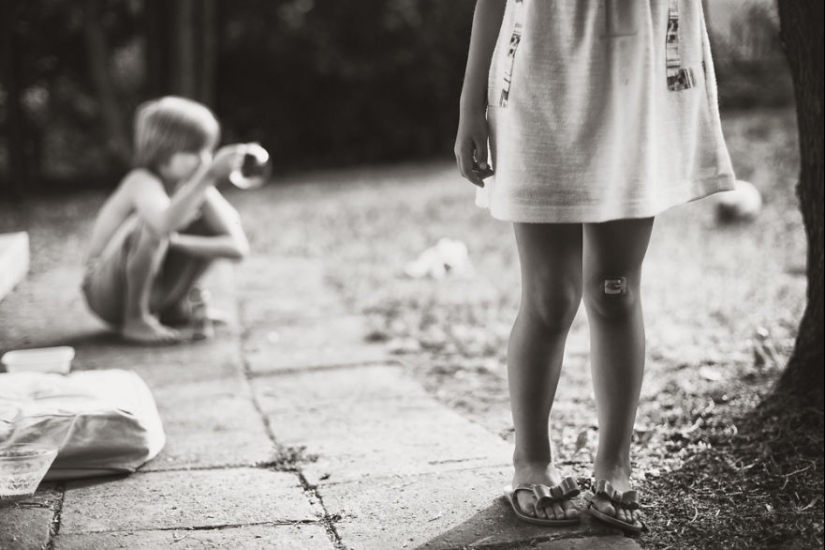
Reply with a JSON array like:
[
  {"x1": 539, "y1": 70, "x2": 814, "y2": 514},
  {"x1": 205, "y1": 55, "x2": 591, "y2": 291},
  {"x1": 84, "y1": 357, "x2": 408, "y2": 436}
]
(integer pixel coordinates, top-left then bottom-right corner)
[{"x1": 133, "y1": 96, "x2": 220, "y2": 171}]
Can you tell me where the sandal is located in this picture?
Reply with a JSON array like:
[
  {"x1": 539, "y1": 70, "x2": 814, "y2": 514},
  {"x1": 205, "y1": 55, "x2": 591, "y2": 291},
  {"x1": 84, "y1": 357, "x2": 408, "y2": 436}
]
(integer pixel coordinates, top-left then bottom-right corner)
[
  {"x1": 585, "y1": 479, "x2": 645, "y2": 533},
  {"x1": 503, "y1": 477, "x2": 581, "y2": 526}
]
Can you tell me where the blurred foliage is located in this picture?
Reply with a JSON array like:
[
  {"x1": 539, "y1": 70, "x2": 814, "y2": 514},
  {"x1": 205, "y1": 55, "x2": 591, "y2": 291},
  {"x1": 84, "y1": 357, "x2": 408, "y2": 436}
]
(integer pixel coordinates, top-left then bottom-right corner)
[
  {"x1": 217, "y1": 0, "x2": 475, "y2": 172},
  {"x1": 708, "y1": 0, "x2": 795, "y2": 110},
  {"x1": 1, "y1": 0, "x2": 474, "y2": 194},
  {"x1": 0, "y1": 0, "x2": 793, "y2": 195}
]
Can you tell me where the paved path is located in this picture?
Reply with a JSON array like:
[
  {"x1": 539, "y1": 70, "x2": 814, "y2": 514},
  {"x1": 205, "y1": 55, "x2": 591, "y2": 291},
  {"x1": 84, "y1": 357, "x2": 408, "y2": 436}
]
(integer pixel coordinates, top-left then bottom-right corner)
[{"x1": 0, "y1": 257, "x2": 641, "y2": 550}]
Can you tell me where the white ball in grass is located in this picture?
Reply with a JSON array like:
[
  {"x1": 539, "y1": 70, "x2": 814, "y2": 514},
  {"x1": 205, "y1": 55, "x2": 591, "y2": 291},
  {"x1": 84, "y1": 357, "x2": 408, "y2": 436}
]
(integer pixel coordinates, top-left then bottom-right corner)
[{"x1": 716, "y1": 180, "x2": 763, "y2": 223}]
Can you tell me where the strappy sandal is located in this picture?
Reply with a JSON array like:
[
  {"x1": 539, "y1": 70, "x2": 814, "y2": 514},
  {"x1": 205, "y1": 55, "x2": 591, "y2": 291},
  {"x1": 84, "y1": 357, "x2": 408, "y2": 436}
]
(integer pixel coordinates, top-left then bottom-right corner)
[
  {"x1": 503, "y1": 477, "x2": 581, "y2": 526},
  {"x1": 584, "y1": 479, "x2": 645, "y2": 533}
]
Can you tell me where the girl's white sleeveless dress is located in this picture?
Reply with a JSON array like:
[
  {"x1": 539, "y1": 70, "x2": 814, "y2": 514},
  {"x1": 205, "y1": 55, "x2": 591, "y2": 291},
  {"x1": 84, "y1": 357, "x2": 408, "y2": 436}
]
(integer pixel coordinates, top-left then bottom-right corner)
[{"x1": 476, "y1": 0, "x2": 736, "y2": 223}]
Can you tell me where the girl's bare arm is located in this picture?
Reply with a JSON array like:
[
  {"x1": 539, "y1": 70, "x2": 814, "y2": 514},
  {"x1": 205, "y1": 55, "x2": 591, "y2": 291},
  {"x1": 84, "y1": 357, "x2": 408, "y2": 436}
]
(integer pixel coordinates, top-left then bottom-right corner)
[
  {"x1": 460, "y1": 0, "x2": 507, "y2": 112},
  {"x1": 455, "y1": 0, "x2": 506, "y2": 186},
  {"x1": 168, "y1": 188, "x2": 250, "y2": 261},
  {"x1": 131, "y1": 145, "x2": 244, "y2": 237}
]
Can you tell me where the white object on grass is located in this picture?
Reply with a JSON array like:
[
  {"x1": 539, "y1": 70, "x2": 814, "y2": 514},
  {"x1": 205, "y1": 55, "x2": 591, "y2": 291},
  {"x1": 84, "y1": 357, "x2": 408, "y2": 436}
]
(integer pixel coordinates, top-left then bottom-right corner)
[
  {"x1": 716, "y1": 179, "x2": 763, "y2": 222},
  {"x1": 404, "y1": 238, "x2": 474, "y2": 279},
  {"x1": 1, "y1": 346, "x2": 75, "y2": 374}
]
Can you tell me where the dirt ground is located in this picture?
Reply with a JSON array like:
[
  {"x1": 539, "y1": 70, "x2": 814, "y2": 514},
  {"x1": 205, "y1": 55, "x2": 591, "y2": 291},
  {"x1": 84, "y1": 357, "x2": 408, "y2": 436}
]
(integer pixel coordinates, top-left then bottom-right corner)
[{"x1": 1, "y1": 107, "x2": 822, "y2": 549}]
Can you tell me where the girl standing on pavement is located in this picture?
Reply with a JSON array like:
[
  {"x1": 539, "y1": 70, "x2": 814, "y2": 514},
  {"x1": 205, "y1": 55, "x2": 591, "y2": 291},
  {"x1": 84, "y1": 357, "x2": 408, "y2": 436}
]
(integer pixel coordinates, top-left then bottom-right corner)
[{"x1": 455, "y1": 0, "x2": 734, "y2": 532}]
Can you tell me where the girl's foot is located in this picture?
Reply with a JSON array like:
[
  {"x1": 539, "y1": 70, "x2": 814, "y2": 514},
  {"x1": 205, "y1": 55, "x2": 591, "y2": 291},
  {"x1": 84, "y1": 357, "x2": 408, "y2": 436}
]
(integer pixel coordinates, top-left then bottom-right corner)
[
  {"x1": 589, "y1": 472, "x2": 642, "y2": 529},
  {"x1": 512, "y1": 462, "x2": 580, "y2": 521},
  {"x1": 121, "y1": 316, "x2": 182, "y2": 345}
]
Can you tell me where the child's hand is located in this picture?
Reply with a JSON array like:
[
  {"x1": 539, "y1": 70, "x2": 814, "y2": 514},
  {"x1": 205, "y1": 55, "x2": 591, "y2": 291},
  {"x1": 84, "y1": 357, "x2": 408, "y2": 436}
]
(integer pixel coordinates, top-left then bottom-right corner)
[
  {"x1": 207, "y1": 144, "x2": 247, "y2": 181},
  {"x1": 454, "y1": 109, "x2": 490, "y2": 187}
]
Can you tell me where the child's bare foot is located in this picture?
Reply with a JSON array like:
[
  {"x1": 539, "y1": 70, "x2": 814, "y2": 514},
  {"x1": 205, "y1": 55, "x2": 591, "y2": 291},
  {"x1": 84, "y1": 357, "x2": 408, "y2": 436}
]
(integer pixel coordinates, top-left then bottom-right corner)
[
  {"x1": 121, "y1": 316, "x2": 182, "y2": 345},
  {"x1": 589, "y1": 468, "x2": 643, "y2": 529},
  {"x1": 512, "y1": 461, "x2": 580, "y2": 520}
]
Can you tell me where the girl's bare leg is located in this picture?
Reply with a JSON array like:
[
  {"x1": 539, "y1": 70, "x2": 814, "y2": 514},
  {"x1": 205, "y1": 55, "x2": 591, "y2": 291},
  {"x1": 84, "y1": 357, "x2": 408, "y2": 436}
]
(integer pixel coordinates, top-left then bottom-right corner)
[
  {"x1": 151, "y1": 250, "x2": 213, "y2": 320},
  {"x1": 509, "y1": 222, "x2": 583, "y2": 520},
  {"x1": 150, "y1": 218, "x2": 216, "y2": 322},
  {"x1": 122, "y1": 223, "x2": 181, "y2": 344},
  {"x1": 582, "y1": 217, "x2": 654, "y2": 526}
]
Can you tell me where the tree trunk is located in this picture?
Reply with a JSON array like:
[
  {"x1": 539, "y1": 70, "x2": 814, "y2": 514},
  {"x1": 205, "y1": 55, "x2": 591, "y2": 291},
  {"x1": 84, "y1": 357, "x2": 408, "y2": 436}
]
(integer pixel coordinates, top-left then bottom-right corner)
[
  {"x1": 199, "y1": 0, "x2": 218, "y2": 107},
  {"x1": 173, "y1": 0, "x2": 198, "y2": 98},
  {"x1": 83, "y1": 0, "x2": 130, "y2": 165},
  {"x1": 1, "y1": 0, "x2": 26, "y2": 200},
  {"x1": 775, "y1": 0, "x2": 825, "y2": 411},
  {"x1": 145, "y1": 0, "x2": 172, "y2": 98},
  {"x1": 145, "y1": 0, "x2": 217, "y2": 107}
]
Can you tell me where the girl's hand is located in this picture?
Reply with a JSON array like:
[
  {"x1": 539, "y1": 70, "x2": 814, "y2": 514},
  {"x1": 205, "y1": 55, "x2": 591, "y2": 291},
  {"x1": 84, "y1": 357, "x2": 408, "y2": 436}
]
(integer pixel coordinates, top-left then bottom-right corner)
[
  {"x1": 454, "y1": 108, "x2": 490, "y2": 187},
  {"x1": 207, "y1": 144, "x2": 247, "y2": 180}
]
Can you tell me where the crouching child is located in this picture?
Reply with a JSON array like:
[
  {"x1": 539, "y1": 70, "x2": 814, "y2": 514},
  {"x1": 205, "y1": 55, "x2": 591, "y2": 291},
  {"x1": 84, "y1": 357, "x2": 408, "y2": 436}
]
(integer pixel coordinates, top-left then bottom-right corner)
[{"x1": 82, "y1": 96, "x2": 250, "y2": 344}]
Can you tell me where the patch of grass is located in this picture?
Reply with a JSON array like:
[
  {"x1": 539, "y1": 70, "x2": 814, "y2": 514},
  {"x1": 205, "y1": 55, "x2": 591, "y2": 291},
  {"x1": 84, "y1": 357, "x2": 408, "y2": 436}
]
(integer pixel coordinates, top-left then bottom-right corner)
[
  {"x1": 641, "y1": 381, "x2": 824, "y2": 550},
  {"x1": 259, "y1": 445, "x2": 318, "y2": 472}
]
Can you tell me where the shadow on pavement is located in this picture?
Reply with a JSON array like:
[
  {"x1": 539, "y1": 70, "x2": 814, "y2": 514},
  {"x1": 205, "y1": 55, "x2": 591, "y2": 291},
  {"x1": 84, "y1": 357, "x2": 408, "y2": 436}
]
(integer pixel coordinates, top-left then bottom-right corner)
[{"x1": 413, "y1": 497, "x2": 611, "y2": 550}]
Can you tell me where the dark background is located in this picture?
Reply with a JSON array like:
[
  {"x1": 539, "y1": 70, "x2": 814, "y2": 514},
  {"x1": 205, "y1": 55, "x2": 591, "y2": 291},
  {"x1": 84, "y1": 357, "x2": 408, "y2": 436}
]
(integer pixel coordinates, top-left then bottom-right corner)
[{"x1": 0, "y1": 0, "x2": 790, "y2": 197}]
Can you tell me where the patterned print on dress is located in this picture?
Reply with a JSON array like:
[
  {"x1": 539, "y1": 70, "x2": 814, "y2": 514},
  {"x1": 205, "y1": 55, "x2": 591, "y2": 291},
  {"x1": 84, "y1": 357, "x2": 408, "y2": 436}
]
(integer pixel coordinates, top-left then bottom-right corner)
[
  {"x1": 500, "y1": 0, "x2": 524, "y2": 108},
  {"x1": 666, "y1": 0, "x2": 696, "y2": 91}
]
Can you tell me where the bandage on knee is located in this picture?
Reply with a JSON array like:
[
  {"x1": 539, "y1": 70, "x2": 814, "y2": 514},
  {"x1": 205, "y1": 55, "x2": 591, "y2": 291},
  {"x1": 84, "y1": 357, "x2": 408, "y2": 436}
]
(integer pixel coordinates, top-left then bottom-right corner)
[{"x1": 603, "y1": 277, "x2": 627, "y2": 295}]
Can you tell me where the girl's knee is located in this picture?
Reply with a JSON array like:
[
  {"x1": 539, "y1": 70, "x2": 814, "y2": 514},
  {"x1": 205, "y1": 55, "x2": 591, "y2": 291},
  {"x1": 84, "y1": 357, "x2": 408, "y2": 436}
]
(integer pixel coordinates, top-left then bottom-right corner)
[
  {"x1": 583, "y1": 275, "x2": 641, "y2": 319},
  {"x1": 522, "y1": 279, "x2": 582, "y2": 332},
  {"x1": 123, "y1": 223, "x2": 170, "y2": 286},
  {"x1": 127, "y1": 223, "x2": 169, "y2": 260}
]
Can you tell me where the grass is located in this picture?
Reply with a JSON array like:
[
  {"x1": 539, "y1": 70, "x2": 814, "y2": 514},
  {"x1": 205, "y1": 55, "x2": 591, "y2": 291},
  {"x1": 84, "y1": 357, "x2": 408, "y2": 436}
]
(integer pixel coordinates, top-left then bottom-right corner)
[{"x1": 1, "y1": 107, "x2": 821, "y2": 549}]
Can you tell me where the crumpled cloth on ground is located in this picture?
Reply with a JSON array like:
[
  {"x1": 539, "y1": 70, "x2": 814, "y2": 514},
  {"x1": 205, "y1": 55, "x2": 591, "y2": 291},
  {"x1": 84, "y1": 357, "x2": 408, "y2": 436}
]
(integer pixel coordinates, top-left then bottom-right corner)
[
  {"x1": 0, "y1": 369, "x2": 165, "y2": 480},
  {"x1": 403, "y1": 238, "x2": 474, "y2": 279}
]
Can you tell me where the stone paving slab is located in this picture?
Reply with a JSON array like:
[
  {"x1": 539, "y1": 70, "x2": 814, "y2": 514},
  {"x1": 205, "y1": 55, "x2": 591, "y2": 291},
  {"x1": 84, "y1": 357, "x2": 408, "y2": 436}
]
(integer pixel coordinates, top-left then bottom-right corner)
[
  {"x1": 60, "y1": 469, "x2": 315, "y2": 534},
  {"x1": 321, "y1": 467, "x2": 621, "y2": 550},
  {"x1": 0, "y1": 507, "x2": 53, "y2": 550},
  {"x1": 252, "y1": 365, "x2": 511, "y2": 486},
  {"x1": 244, "y1": 315, "x2": 387, "y2": 373},
  {"x1": 236, "y1": 257, "x2": 346, "y2": 323},
  {"x1": 53, "y1": 524, "x2": 334, "y2": 550},
  {"x1": 74, "y1": 336, "x2": 242, "y2": 377},
  {"x1": 0, "y1": 267, "x2": 97, "y2": 353},
  {"x1": 534, "y1": 536, "x2": 642, "y2": 550},
  {"x1": 253, "y1": 363, "x2": 432, "y2": 412},
  {"x1": 142, "y1": 378, "x2": 274, "y2": 471}
]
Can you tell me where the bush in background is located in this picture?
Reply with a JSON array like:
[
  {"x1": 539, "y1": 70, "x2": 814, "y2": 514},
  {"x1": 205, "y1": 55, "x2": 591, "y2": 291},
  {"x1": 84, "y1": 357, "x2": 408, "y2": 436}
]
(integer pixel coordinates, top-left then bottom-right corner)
[{"x1": 0, "y1": 0, "x2": 793, "y2": 196}]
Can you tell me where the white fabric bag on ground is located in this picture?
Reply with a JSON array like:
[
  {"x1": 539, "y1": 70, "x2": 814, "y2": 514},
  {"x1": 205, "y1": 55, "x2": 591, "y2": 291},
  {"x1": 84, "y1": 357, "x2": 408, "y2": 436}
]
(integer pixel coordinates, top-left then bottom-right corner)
[{"x1": 0, "y1": 369, "x2": 165, "y2": 480}]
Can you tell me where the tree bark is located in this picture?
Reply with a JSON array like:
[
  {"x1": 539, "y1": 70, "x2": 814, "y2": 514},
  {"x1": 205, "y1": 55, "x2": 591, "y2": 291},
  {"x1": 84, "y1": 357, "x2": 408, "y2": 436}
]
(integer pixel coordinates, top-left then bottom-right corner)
[
  {"x1": 83, "y1": 0, "x2": 130, "y2": 165},
  {"x1": 145, "y1": 0, "x2": 172, "y2": 98},
  {"x1": 147, "y1": 0, "x2": 216, "y2": 106},
  {"x1": 775, "y1": 0, "x2": 825, "y2": 410},
  {"x1": 173, "y1": 0, "x2": 198, "y2": 98},
  {"x1": 199, "y1": 0, "x2": 218, "y2": 107},
  {"x1": 1, "y1": 0, "x2": 26, "y2": 199}
]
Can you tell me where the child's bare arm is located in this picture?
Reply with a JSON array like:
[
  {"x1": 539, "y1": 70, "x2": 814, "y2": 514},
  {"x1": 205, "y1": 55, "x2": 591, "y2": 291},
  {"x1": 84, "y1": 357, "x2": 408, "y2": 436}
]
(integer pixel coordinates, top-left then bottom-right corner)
[
  {"x1": 456, "y1": 0, "x2": 506, "y2": 186},
  {"x1": 460, "y1": 0, "x2": 507, "y2": 112},
  {"x1": 130, "y1": 146, "x2": 244, "y2": 237},
  {"x1": 168, "y1": 188, "x2": 250, "y2": 261}
]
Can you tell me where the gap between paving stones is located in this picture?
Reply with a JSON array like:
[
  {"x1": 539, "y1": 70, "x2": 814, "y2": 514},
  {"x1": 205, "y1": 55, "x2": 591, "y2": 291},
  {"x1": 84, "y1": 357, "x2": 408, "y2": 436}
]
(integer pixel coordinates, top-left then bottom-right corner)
[
  {"x1": 239, "y1": 351, "x2": 634, "y2": 548},
  {"x1": 46, "y1": 483, "x2": 67, "y2": 550},
  {"x1": 245, "y1": 358, "x2": 401, "y2": 379},
  {"x1": 238, "y1": 330, "x2": 347, "y2": 550}
]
